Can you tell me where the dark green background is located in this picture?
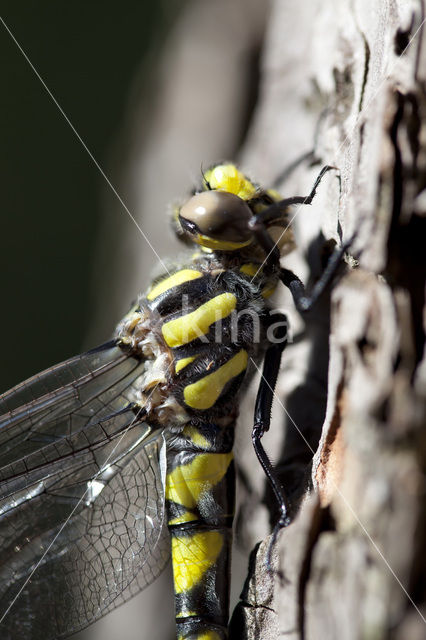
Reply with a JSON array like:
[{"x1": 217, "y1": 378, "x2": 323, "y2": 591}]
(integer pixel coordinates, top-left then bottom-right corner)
[{"x1": 0, "y1": 2, "x2": 180, "y2": 391}]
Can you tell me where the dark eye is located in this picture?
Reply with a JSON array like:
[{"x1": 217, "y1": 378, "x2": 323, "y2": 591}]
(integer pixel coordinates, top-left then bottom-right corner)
[
  {"x1": 179, "y1": 191, "x2": 253, "y2": 246},
  {"x1": 179, "y1": 217, "x2": 197, "y2": 235}
]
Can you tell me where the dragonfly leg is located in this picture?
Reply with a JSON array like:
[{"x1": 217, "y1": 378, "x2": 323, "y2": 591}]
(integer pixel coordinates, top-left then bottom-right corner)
[
  {"x1": 248, "y1": 165, "x2": 339, "y2": 269},
  {"x1": 252, "y1": 313, "x2": 291, "y2": 528},
  {"x1": 280, "y1": 235, "x2": 353, "y2": 313}
]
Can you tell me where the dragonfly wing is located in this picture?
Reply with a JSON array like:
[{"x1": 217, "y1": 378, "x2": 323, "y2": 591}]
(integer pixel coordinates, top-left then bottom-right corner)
[
  {"x1": 0, "y1": 342, "x2": 171, "y2": 639},
  {"x1": 0, "y1": 340, "x2": 147, "y2": 467}
]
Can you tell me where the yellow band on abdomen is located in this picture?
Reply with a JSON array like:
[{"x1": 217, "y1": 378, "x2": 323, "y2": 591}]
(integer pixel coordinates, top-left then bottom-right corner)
[
  {"x1": 172, "y1": 530, "x2": 224, "y2": 594},
  {"x1": 166, "y1": 452, "x2": 233, "y2": 508}
]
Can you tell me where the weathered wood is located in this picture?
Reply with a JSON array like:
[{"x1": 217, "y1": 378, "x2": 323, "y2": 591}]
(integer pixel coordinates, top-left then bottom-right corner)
[{"x1": 235, "y1": 1, "x2": 426, "y2": 638}]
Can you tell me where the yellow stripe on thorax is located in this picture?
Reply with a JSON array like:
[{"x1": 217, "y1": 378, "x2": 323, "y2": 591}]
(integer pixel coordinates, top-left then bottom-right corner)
[
  {"x1": 162, "y1": 293, "x2": 236, "y2": 348},
  {"x1": 184, "y1": 349, "x2": 248, "y2": 410},
  {"x1": 240, "y1": 262, "x2": 260, "y2": 277},
  {"x1": 172, "y1": 530, "x2": 223, "y2": 594},
  {"x1": 240, "y1": 263, "x2": 276, "y2": 298},
  {"x1": 147, "y1": 269, "x2": 202, "y2": 301},
  {"x1": 175, "y1": 356, "x2": 196, "y2": 373},
  {"x1": 166, "y1": 452, "x2": 233, "y2": 509},
  {"x1": 261, "y1": 284, "x2": 277, "y2": 298}
]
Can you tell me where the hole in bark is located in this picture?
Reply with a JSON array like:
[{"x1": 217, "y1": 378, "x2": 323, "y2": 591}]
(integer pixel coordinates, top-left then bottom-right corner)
[
  {"x1": 319, "y1": 504, "x2": 336, "y2": 532},
  {"x1": 394, "y1": 27, "x2": 411, "y2": 55},
  {"x1": 356, "y1": 335, "x2": 377, "y2": 361}
]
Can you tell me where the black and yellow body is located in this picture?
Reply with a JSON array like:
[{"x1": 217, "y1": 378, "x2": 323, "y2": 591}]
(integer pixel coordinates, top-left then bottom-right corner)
[
  {"x1": 144, "y1": 256, "x2": 274, "y2": 639},
  {"x1": 166, "y1": 424, "x2": 235, "y2": 640},
  {"x1": 115, "y1": 163, "x2": 290, "y2": 638},
  {"x1": 0, "y1": 161, "x2": 348, "y2": 639}
]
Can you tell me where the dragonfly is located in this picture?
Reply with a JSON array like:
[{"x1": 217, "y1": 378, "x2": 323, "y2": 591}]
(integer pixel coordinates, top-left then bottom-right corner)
[{"x1": 0, "y1": 162, "x2": 349, "y2": 640}]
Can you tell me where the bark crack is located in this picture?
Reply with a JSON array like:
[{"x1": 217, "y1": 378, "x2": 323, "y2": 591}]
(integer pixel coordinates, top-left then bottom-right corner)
[
  {"x1": 357, "y1": 31, "x2": 370, "y2": 113},
  {"x1": 297, "y1": 503, "x2": 335, "y2": 640}
]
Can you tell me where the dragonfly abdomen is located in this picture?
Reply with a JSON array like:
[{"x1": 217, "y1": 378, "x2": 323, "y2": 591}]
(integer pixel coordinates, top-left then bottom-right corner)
[{"x1": 166, "y1": 422, "x2": 235, "y2": 640}]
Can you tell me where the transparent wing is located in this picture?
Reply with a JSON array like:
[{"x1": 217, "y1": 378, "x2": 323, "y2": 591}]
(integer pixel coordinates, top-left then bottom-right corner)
[
  {"x1": 0, "y1": 342, "x2": 171, "y2": 639},
  {"x1": 0, "y1": 340, "x2": 146, "y2": 466}
]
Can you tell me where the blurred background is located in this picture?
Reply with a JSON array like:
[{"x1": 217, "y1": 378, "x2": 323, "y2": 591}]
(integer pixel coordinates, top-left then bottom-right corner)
[
  {"x1": 1, "y1": 1, "x2": 270, "y2": 638},
  {"x1": 0, "y1": 0, "x2": 268, "y2": 392},
  {"x1": 0, "y1": 1, "x2": 180, "y2": 391}
]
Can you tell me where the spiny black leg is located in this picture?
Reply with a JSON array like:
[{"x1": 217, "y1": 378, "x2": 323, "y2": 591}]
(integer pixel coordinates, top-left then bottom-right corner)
[
  {"x1": 280, "y1": 235, "x2": 354, "y2": 313},
  {"x1": 250, "y1": 165, "x2": 337, "y2": 228},
  {"x1": 252, "y1": 313, "x2": 291, "y2": 528},
  {"x1": 248, "y1": 165, "x2": 339, "y2": 270}
]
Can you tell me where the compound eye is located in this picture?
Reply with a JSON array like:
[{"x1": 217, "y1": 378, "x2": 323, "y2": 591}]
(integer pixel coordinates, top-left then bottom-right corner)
[{"x1": 179, "y1": 191, "x2": 253, "y2": 246}]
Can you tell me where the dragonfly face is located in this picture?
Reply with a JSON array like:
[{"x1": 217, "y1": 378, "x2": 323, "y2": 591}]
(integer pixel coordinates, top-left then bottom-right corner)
[
  {"x1": 179, "y1": 190, "x2": 254, "y2": 250},
  {"x1": 0, "y1": 162, "x2": 346, "y2": 639}
]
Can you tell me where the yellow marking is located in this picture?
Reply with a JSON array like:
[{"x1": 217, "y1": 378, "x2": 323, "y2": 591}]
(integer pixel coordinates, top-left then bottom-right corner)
[
  {"x1": 166, "y1": 452, "x2": 233, "y2": 508},
  {"x1": 168, "y1": 511, "x2": 198, "y2": 526},
  {"x1": 172, "y1": 531, "x2": 223, "y2": 594},
  {"x1": 195, "y1": 233, "x2": 252, "y2": 251},
  {"x1": 183, "y1": 349, "x2": 248, "y2": 410},
  {"x1": 182, "y1": 425, "x2": 211, "y2": 448},
  {"x1": 162, "y1": 293, "x2": 236, "y2": 348},
  {"x1": 175, "y1": 356, "x2": 196, "y2": 373},
  {"x1": 204, "y1": 163, "x2": 257, "y2": 200},
  {"x1": 147, "y1": 269, "x2": 203, "y2": 301},
  {"x1": 240, "y1": 263, "x2": 276, "y2": 297},
  {"x1": 266, "y1": 187, "x2": 282, "y2": 202},
  {"x1": 178, "y1": 632, "x2": 221, "y2": 640},
  {"x1": 261, "y1": 284, "x2": 277, "y2": 298},
  {"x1": 176, "y1": 610, "x2": 197, "y2": 619},
  {"x1": 240, "y1": 263, "x2": 260, "y2": 277}
]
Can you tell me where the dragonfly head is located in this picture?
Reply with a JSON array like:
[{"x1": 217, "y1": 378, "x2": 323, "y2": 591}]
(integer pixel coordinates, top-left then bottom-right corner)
[
  {"x1": 173, "y1": 162, "x2": 296, "y2": 258},
  {"x1": 178, "y1": 190, "x2": 254, "y2": 251}
]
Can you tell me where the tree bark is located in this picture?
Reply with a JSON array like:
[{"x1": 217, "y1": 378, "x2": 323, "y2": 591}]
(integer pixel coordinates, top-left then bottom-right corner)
[{"x1": 232, "y1": 1, "x2": 426, "y2": 638}]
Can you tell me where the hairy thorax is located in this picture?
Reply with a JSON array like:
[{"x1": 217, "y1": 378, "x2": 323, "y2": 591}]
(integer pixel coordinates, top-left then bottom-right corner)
[{"x1": 114, "y1": 253, "x2": 276, "y2": 430}]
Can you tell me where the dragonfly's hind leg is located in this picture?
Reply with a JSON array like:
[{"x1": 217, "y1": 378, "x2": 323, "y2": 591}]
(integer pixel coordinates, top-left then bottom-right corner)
[{"x1": 252, "y1": 312, "x2": 291, "y2": 528}]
